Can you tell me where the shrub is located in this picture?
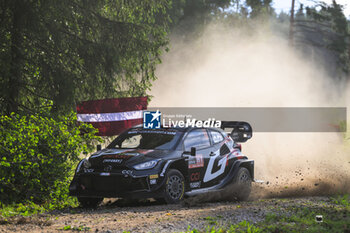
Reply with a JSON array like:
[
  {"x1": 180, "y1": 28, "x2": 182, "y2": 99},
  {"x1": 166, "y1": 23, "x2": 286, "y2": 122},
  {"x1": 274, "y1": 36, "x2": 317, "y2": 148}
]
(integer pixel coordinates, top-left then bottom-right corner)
[{"x1": 0, "y1": 112, "x2": 100, "y2": 204}]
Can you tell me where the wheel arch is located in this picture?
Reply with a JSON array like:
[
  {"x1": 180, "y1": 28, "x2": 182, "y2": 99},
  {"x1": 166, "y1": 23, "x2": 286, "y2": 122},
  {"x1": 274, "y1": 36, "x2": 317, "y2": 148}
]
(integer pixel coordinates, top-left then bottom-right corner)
[
  {"x1": 167, "y1": 158, "x2": 188, "y2": 179},
  {"x1": 238, "y1": 160, "x2": 254, "y2": 180}
]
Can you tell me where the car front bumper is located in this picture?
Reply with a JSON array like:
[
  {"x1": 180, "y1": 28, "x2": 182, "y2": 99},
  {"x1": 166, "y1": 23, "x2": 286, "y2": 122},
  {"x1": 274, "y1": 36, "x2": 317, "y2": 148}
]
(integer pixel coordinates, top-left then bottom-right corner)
[{"x1": 69, "y1": 171, "x2": 166, "y2": 199}]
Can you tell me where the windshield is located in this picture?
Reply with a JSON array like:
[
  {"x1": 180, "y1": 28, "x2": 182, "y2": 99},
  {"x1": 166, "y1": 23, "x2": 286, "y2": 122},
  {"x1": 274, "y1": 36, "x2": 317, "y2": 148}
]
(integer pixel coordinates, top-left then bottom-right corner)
[{"x1": 107, "y1": 129, "x2": 182, "y2": 150}]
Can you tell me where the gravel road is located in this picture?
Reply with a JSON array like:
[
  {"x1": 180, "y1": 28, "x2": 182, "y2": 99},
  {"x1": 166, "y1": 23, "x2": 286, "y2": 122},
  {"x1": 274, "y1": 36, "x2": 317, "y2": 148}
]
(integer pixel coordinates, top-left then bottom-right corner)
[{"x1": 0, "y1": 195, "x2": 335, "y2": 233}]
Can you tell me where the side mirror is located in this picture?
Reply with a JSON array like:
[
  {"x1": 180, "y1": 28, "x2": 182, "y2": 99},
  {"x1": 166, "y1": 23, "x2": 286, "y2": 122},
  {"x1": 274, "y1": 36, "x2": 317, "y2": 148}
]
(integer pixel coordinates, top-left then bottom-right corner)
[
  {"x1": 184, "y1": 147, "x2": 196, "y2": 156},
  {"x1": 190, "y1": 147, "x2": 196, "y2": 156},
  {"x1": 96, "y1": 144, "x2": 102, "y2": 151}
]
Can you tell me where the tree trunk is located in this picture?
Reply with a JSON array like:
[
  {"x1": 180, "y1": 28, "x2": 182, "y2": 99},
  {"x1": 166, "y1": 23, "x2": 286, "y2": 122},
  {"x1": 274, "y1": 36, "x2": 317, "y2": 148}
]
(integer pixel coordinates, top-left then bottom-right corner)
[{"x1": 7, "y1": 0, "x2": 23, "y2": 114}]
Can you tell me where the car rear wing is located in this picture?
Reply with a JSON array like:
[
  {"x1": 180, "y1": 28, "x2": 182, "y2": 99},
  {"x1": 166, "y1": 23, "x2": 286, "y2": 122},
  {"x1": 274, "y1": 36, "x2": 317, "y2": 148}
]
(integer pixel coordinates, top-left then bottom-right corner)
[{"x1": 220, "y1": 121, "x2": 253, "y2": 143}]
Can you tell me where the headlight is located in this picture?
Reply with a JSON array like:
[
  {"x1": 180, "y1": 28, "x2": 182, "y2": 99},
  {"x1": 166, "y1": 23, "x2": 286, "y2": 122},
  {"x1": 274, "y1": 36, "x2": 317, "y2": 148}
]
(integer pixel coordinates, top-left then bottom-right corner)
[{"x1": 133, "y1": 160, "x2": 159, "y2": 170}]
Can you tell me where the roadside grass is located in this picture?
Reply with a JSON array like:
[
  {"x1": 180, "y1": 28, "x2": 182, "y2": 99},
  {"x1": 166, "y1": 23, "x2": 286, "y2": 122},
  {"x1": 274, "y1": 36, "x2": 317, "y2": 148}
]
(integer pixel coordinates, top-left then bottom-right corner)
[
  {"x1": 0, "y1": 197, "x2": 78, "y2": 223},
  {"x1": 60, "y1": 224, "x2": 91, "y2": 231},
  {"x1": 187, "y1": 220, "x2": 261, "y2": 233},
  {"x1": 331, "y1": 194, "x2": 349, "y2": 207},
  {"x1": 187, "y1": 195, "x2": 350, "y2": 233},
  {"x1": 1, "y1": 195, "x2": 349, "y2": 232}
]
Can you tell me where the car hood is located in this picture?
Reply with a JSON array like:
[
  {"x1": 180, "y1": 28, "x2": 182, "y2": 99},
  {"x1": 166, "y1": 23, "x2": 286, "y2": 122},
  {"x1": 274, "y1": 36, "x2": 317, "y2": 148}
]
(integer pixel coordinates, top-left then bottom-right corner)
[{"x1": 88, "y1": 148, "x2": 173, "y2": 168}]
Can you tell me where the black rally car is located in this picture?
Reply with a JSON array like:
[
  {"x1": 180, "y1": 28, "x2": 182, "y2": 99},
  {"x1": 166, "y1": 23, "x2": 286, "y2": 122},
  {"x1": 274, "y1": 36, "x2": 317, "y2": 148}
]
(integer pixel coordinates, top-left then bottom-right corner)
[{"x1": 69, "y1": 122, "x2": 254, "y2": 207}]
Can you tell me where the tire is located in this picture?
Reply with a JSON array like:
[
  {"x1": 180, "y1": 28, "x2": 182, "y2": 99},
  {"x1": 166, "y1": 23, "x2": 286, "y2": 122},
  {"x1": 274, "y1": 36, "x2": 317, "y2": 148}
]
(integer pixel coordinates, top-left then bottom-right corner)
[
  {"x1": 231, "y1": 167, "x2": 252, "y2": 201},
  {"x1": 77, "y1": 197, "x2": 103, "y2": 208},
  {"x1": 163, "y1": 169, "x2": 185, "y2": 204}
]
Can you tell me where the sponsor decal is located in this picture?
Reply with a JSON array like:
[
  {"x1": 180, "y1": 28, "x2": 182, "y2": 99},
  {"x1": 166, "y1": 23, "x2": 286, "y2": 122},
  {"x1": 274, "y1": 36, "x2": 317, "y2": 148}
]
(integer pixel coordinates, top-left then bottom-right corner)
[
  {"x1": 190, "y1": 181, "x2": 201, "y2": 188},
  {"x1": 103, "y1": 154, "x2": 131, "y2": 159},
  {"x1": 190, "y1": 172, "x2": 200, "y2": 181},
  {"x1": 143, "y1": 110, "x2": 161, "y2": 129},
  {"x1": 149, "y1": 174, "x2": 159, "y2": 179},
  {"x1": 188, "y1": 155, "x2": 204, "y2": 169},
  {"x1": 103, "y1": 159, "x2": 123, "y2": 163},
  {"x1": 203, "y1": 150, "x2": 227, "y2": 183}
]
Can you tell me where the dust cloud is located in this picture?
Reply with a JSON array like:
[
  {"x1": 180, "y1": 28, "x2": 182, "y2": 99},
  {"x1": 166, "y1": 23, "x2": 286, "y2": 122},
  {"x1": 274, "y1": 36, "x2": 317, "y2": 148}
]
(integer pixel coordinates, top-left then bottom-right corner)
[{"x1": 150, "y1": 22, "x2": 350, "y2": 199}]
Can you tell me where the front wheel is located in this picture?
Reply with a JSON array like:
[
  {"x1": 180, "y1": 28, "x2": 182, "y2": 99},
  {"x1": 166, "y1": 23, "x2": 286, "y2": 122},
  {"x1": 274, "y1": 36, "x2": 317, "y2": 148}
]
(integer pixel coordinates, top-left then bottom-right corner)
[
  {"x1": 232, "y1": 167, "x2": 252, "y2": 201},
  {"x1": 77, "y1": 197, "x2": 103, "y2": 208},
  {"x1": 163, "y1": 169, "x2": 185, "y2": 204}
]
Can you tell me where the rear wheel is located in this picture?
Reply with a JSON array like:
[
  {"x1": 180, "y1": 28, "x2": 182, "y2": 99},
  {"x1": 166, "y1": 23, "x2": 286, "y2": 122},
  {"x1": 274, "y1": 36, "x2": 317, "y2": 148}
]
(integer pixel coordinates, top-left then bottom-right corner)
[
  {"x1": 232, "y1": 167, "x2": 252, "y2": 201},
  {"x1": 163, "y1": 169, "x2": 185, "y2": 204},
  {"x1": 77, "y1": 197, "x2": 103, "y2": 208}
]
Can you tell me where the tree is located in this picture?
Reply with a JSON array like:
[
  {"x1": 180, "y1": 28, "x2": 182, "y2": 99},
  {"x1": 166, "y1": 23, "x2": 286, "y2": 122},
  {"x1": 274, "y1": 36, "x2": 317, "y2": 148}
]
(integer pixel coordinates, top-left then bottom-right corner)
[
  {"x1": 0, "y1": 0, "x2": 171, "y2": 115},
  {"x1": 245, "y1": 0, "x2": 275, "y2": 18},
  {"x1": 167, "y1": 0, "x2": 233, "y2": 35},
  {"x1": 295, "y1": 0, "x2": 350, "y2": 75}
]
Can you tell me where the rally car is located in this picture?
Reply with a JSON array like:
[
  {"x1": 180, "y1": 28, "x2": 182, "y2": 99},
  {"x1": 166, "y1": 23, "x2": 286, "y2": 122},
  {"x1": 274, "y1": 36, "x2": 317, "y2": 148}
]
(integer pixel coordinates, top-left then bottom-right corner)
[{"x1": 69, "y1": 121, "x2": 254, "y2": 207}]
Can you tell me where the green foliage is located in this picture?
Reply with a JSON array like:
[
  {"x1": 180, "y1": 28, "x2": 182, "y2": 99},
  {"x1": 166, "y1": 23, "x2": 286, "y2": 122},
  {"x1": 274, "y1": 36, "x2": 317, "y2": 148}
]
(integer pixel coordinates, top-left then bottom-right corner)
[
  {"x1": 331, "y1": 194, "x2": 350, "y2": 207},
  {"x1": 187, "y1": 196, "x2": 350, "y2": 233},
  {"x1": 245, "y1": 0, "x2": 275, "y2": 18},
  {"x1": 186, "y1": 220, "x2": 261, "y2": 233},
  {"x1": 168, "y1": 0, "x2": 233, "y2": 35},
  {"x1": 203, "y1": 216, "x2": 219, "y2": 225},
  {"x1": 262, "y1": 204, "x2": 350, "y2": 232},
  {"x1": 61, "y1": 224, "x2": 90, "y2": 231},
  {"x1": 0, "y1": 198, "x2": 78, "y2": 221},
  {"x1": 0, "y1": 112, "x2": 100, "y2": 204},
  {"x1": 0, "y1": 0, "x2": 171, "y2": 114},
  {"x1": 0, "y1": 202, "x2": 45, "y2": 218},
  {"x1": 305, "y1": 1, "x2": 350, "y2": 74}
]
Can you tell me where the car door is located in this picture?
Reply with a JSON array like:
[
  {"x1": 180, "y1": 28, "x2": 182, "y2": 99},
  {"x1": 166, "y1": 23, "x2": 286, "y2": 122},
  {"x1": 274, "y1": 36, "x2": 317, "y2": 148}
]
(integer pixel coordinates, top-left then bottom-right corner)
[
  {"x1": 183, "y1": 129, "x2": 212, "y2": 190},
  {"x1": 200, "y1": 129, "x2": 230, "y2": 188}
]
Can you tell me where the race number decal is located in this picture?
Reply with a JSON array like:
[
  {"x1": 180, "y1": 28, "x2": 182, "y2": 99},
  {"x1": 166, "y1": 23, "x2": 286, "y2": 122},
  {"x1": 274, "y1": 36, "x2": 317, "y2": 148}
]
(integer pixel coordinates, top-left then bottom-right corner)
[{"x1": 203, "y1": 150, "x2": 227, "y2": 183}]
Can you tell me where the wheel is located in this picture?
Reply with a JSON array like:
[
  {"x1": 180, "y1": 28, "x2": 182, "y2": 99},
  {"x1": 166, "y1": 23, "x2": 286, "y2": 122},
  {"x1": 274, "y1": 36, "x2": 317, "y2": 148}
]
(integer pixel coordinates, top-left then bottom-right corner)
[
  {"x1": 77, "y1": 197, "x2": 103, "y2": 208},
  {"x1": 163, "y1": 169, "x2": 185, "y2": 204},
  {"x1": 232, "y1": 167, "x2": 252, "y2": 201}
]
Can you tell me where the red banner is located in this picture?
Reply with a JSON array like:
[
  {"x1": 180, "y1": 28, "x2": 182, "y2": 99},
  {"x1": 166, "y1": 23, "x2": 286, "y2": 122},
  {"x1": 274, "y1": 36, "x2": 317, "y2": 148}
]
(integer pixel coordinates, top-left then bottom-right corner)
[{"x1": 76, "y1": 97, "x2": 148, "y2": 136}]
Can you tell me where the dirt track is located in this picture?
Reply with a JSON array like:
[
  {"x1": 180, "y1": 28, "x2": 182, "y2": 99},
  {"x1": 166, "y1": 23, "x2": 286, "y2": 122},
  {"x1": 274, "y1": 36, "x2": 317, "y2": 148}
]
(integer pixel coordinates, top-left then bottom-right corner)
[
  {"x1": 1, "y1": 181, "x2": 347, "y2": 233},
  {"x1": 0, "y1": 198, "x2": 306, "y2": 233}
]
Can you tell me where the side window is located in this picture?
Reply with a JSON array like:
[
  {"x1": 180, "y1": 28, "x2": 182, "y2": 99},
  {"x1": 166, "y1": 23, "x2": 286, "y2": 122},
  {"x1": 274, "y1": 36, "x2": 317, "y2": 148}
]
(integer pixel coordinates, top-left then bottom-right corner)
[
  {"x1": 184, "y1": 129, "x2": 210, "y2": 151},
  {"x1": 210, "y1": 130, "x2": 224, "y2": 144}
]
